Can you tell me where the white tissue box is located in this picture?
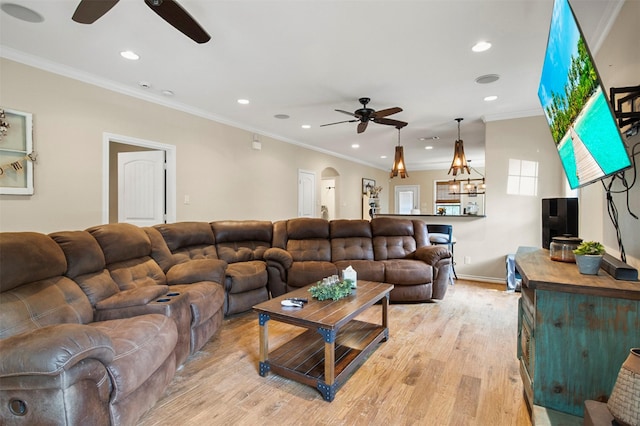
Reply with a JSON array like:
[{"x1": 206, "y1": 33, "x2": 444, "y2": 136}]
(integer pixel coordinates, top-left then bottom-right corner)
[{"x1": 343, "y1": 267, "x2": 357, "y2": 288}]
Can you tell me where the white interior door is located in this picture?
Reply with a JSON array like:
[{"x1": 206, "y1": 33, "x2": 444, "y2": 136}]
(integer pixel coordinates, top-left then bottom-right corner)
[
  {"x1": 298, "y1": 169, "x2": 316, "y2": 217},
  {"x1": 395, "y1": 185, "x2": 420, "y2": 214},
  {"x1": 118, "y1": 150, "x2": 166, "y2": 226}
]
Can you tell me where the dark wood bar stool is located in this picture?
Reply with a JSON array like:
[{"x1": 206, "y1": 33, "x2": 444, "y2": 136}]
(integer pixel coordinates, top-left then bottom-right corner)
[{"x1": 427, "y1": 224, "x2": 457, "y2": 281}]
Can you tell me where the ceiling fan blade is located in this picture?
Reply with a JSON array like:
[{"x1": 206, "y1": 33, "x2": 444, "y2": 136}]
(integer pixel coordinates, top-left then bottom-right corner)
[
  {"x1": 335, "y1": 109, "x2": 360, "y2": 118},
  {"x1": 144, "y1": 0, "x2": 211, "y2": 44},
  {"x1": 72, "y1": 0, "x2": 120, "y2": 24},
  {"x1": 374, "y1": 117, "x2": 408, "y2": 128},
  {"x1": 374, "y1": 107, "x2": 402, "y2": 118},
  {"x1": 357, "y1": 121, "x2": 369, "y2": 134},
  {"x1": 320, "y1": 119, "x2": 358, "y2": 127}
]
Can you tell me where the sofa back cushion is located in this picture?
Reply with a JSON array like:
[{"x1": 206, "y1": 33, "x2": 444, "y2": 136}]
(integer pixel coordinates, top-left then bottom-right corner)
[
  {"x1": 50, "y1": 230, "x2": 120, "y2": 305},
  {"x1": 285, "y1": 218, "x2": 331, "y2": 262},
  {"x1": 87, "y1": 223, "x2": 152, "y2": 264},
  {"x1": 371, "y1": 217, "x2": 418, "y2": 260},
  {"x1": 0, "y1": 232, "x2": 93, "y2": 339},
  {"x1": 87, "y1": 224, "x2": 167, "y2": 290},
  {"x1": 154, "y1": 222, "x2": 218, "y2": 263},
  {"x1": 330, "y1": 220, "x2": 374, "y2": 262},
  {"x1": 0, "y1": 232, "x2": 67, "y2": 291},
  {"x1": 211, "y1": 220, "x2": 272, "y2": 263}
]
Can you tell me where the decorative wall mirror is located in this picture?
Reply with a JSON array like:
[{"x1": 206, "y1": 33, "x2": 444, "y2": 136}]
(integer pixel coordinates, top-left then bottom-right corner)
[{"x1": 0, "y1": 108, "x2": 34, "y2": 195}]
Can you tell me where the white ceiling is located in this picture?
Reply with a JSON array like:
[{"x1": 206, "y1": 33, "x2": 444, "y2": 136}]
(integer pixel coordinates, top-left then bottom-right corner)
[{"x1": 0, "y1": 0, "x2": 624, "y2": 172}]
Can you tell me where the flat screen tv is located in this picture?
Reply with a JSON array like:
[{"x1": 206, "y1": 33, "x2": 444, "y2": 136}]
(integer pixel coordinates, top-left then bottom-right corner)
[{"x1": 538, "y1": 0, "x2": 631, "y2": 189}]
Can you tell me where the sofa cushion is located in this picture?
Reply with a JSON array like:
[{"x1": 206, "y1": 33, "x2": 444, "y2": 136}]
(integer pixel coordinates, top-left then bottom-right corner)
[
  {"x1": 0, "y1": 276, "x2": 94, "y2": 339},
  {"x1": 287, "y1": 261, "x2": 337, "y2": 288},
  {"x1": 331, "y1": 237, "x2": 374, "y2": 262},
  {"x1": 50, "y1": 231, "x2": 105, "y2": 279},
  {"x1": 288, "y1": 239, "x2": 332, "y2": 262},
  {"x1": 87, "y1": 224, "x2": 152, "y2": 265},
  {"x1": 333, "y1": 260, "x2": 385, "y2": 282},
  {"x1": 0, "y1": 324, "x2": 114, "y2": 376},
  {"x1": 167, "y1": 282, "x2": 224, "y2": 327},
  {"x1": 89, "y1": 314, "x2": 177, "y2": 404},
  {"x1": 154, "y1": 222, "x2": 215, "y2": 252},
  {"x1": 50, "y1": 231, "x2": 121, "y2": 305},
  {"x1": 287, "y1": 218, "x2": 330, "y2": 240},
  {"x1": 381, "y1": 259, "x2": 433, "y2": 285},
  {"x1": 373, "y1": 236, "x2": 417, "y2": 260},
  {"x1": 225, "y1": 261, "x2": 268, "y2": 293},
  {"x1": 0, "y1": 232, "x2": 67, "y2": 292},
  {"x1": 330, "y1": 219, "x2": 372, "y2": 239},
  {"x1": 107, "y1": 257, "x2": 167, "y2": 291}
]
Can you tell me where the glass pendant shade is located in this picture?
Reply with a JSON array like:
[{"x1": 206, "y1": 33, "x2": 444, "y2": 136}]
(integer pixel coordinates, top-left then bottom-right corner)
[{"x1": 390, "y1": 145, "x2": 408, "y2": 178}]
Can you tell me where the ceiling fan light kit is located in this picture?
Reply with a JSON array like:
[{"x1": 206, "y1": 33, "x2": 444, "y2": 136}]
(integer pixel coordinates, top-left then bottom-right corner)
[{"x1": 448, "y1": 118, "x2": 471, "y2": 176}]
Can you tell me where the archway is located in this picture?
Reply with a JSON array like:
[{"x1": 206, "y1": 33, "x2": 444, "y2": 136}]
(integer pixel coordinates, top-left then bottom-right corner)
[{"x1": 321, "y1": 167, "x2": 340, "y2": 220}]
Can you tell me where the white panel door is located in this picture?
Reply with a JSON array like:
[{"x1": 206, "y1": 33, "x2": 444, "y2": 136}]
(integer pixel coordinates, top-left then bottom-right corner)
[
  {"x1": 395, "y1": 185, "x2": 420, "y2": 214},
  {"x1": 118, "y1": 150, "x2": 166, "y2": 226},
  {"x1": 298, "y1": 169, "x2": 316, "y2": 217}
]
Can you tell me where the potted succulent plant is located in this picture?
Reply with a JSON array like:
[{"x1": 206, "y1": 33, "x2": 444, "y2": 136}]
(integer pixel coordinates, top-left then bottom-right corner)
[{"x1": 573, "y1": 241, "x2": 605, "y2": 275}]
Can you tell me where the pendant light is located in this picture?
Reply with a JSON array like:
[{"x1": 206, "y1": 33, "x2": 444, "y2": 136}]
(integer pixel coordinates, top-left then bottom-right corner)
[
  {"x1": 390, "y1": 127, "x2": 408, "y2": 178},
  {"x1": 448, "y1": 118, "x2": 471, "y2": 176}
]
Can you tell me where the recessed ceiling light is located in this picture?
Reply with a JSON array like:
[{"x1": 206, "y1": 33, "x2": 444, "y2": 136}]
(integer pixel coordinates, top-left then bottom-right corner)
[
  {"x1": 484, "y1": 95, "x2": 498, "y2": 101},
  {"x1": 138, "y1": 81, "x2": 151, "y2": 89},
  {"x1": 1, "y1": 3, "x2": 44, "y2": 23},
  {"x1": 425, "y1": 146, "x2": 433, "y2": 150},
  {"x1": 475, "y1": 74, "x2": 500, "y2": 84},
  {"x1": 352, "y1": 144, "x2": 360, "y2": 149},
  {"x1": 419, "y1": 136, "x2": 440, "y2": 141},
  {"x1": 161, "y1": 90, "x2": 174, "y2": 96},
  {"x1": 301, "y1": 124, "x2": 311, "y2": 129},
  {"x1": 237, "y1": 99, "x2": 250, "y2": 105},
  {"x1": 120, "y1": 50, "x2": 139, "y2": 60},
  {"x1": 472, "y1": 41, "x2": 492, "y2": 52},
  {"x1": 274, "y1": 114, "x2": 290, "y2": 119},
  {"x1": 380, "y1": 155, "x2": 387, "y2": 159}
]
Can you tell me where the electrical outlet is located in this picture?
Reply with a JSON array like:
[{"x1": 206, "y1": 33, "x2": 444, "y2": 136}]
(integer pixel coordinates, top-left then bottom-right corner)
[
  {"x1": 184, "y1": 195, "x2": 190, "y2": 205},
  {"x1": 464, "y1": 256, "x2": 471, "y2": 264}
]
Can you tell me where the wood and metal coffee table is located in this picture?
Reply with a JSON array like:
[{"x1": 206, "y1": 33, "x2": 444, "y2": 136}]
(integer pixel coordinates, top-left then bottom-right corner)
[{"x1": 253, "y1": 280, "x2": 393, "y2": 401}]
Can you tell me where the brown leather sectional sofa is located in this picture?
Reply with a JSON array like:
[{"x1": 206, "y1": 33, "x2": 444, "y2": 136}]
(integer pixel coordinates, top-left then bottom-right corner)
[{"x1": 0, "y1": 217, "x2": 451, "y2": 425}]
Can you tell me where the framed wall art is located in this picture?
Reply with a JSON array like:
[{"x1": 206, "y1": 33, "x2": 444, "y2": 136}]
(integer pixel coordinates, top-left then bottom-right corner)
[
  {"x1": 0, "y1": 108, "x2": 34, "y2": 195},
  {"x1": 362, "y1": 178, "x2": 375, "y2": 195}
]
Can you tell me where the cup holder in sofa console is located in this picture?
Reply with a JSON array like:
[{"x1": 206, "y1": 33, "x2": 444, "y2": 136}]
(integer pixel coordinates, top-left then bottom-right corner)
[
  {"x1": 156, "y1": 291, "x2": 181, "y2": 302},
  {"x1": 167, "y1": 292, "x2": 180, "y2": 296},
  {"x1": 156, "y1": 298, "x2": 171, "y2": 302}
]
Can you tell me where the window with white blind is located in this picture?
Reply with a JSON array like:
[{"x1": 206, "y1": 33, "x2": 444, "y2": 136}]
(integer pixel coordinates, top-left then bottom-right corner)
[{"x1": 434, "y1": 180, "x2": 461, "y2": 215}]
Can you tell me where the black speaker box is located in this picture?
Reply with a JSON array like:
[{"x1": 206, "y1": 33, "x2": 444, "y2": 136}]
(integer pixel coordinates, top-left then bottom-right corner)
[{"x1": 542, "y1": 198, "x2": 579, "y2": 249}]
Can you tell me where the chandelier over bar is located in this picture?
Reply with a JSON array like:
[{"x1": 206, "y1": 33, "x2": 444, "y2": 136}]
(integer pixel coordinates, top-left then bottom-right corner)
[
  {"x1": 448, "y1": 118, "x2": 471, "y2": 176},
  {"x1": 390, "y1": 127, "x2": 408, "y2": 178}
]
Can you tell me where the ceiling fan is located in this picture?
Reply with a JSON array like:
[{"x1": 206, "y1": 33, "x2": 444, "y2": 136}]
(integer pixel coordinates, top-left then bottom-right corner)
[
  {"x1": 321, "y1": 97, "x2": 408, "y2": 134},
  {"x1": 72, "y1": 0, "x2": 211, "y2": 44}
]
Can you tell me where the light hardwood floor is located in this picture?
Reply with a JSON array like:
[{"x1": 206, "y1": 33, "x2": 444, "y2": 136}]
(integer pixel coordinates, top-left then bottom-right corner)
[{"x1": 137, "y1": 280, "x2": 533, "y2": 425}]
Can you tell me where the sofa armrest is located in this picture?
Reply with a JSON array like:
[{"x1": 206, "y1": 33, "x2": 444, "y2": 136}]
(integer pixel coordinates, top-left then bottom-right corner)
[
  {"x1": 414, "y1": 245, "x2": 451, "y2": 266},
  {"x1": 264, "y1": 247, "x2": 293, "y2": 269},
  {"x1": 0, "y1": 324, "x2": 114, "y2": 377},
  {"x1": 95, "y1": 286, "x2": 170, "y2": 310},
  {"x1": 166, "y1": 258, "x2": 227, "y2": 284}
]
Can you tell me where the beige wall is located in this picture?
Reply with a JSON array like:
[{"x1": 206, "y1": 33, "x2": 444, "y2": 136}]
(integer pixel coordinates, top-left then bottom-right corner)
[{"x1": 0, "y1": 59, "x2": 389, "y2": 232}]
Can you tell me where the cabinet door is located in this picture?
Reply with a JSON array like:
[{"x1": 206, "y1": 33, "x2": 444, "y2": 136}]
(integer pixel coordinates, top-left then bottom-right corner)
[{"x1": 533, "y1": 289, "x2": 640, "y2": 417}]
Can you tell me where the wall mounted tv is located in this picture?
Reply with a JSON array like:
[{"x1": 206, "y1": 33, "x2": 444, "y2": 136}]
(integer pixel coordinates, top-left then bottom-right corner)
[{"x1": 538, "y1": 0, "x2": 631, "y2": 189}]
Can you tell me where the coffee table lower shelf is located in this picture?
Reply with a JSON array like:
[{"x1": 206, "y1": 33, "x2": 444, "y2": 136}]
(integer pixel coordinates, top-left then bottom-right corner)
[{"x1": 260, "y1": 319, "x2": 387, "y2": 401}]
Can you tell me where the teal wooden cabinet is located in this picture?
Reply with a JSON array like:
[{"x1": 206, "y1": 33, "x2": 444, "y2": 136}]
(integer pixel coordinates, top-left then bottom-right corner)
[{"x1": 516, "y1": 247, "x2": 640, "y2": 418}]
